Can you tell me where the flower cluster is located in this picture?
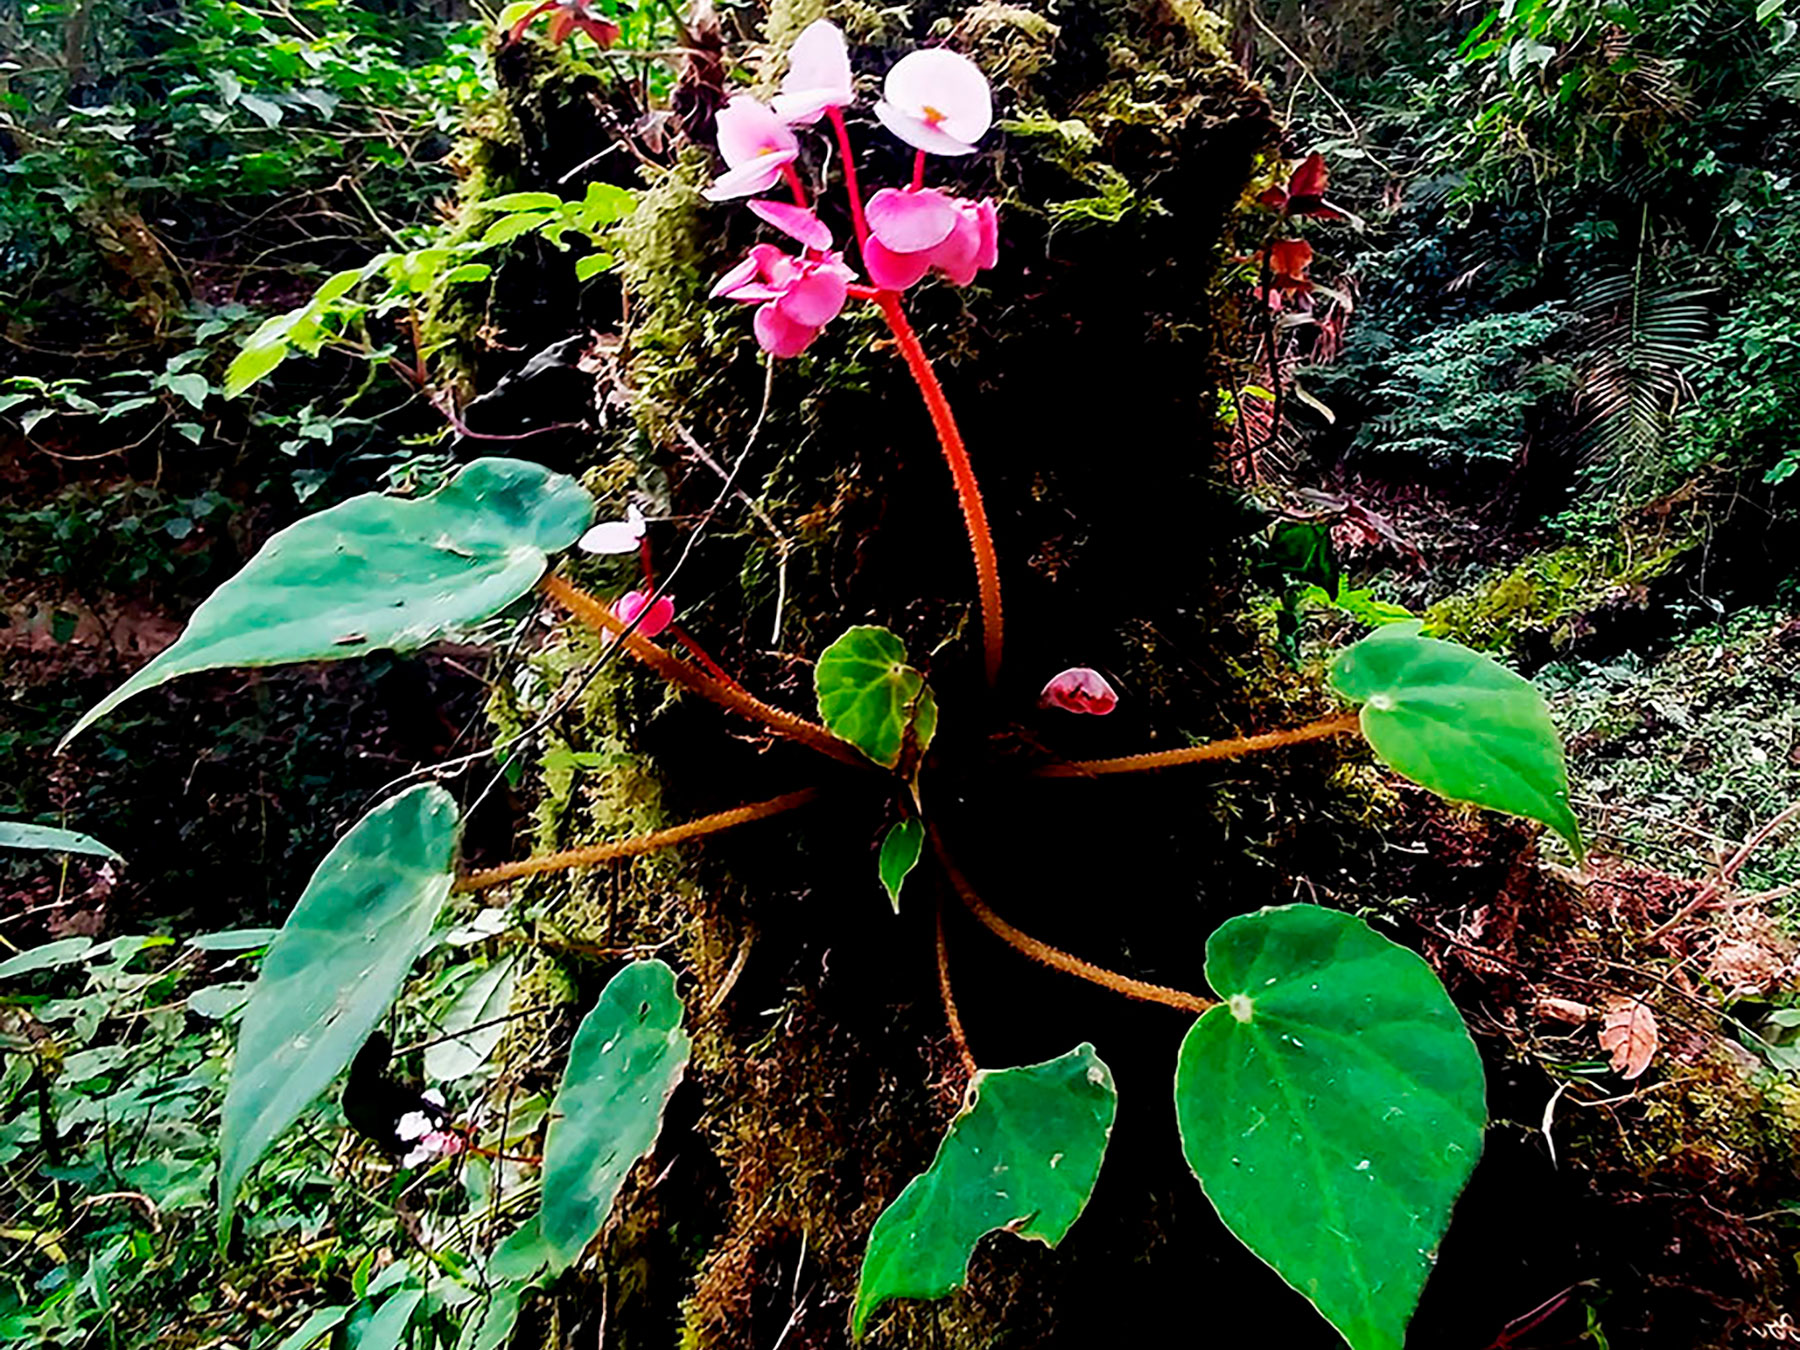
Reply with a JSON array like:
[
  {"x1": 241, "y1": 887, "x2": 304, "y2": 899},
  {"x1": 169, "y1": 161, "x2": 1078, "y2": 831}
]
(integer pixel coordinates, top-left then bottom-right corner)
[
  {"x1": 704, "y1": 21, "x2": 1001, "y2": 357},
  {"x1": 397, "y1": 1091, "x2": 466, "y2": 1169}
]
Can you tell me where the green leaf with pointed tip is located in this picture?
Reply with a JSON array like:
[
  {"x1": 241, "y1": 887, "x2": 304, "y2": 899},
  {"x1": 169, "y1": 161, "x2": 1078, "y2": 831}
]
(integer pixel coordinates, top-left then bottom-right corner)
[
  {"x1": 1329, "y1": 622, "x2": 1581, "y2": 854},
  {"x1": 1175, "y1": 905, "x2": 1486, "y2": 1350},
  {"x1": 63, "y1": 460, "x2": 594, "y2": 748},
  {"x1": 855, "y1": 1044, "x2": 1116, "y2": 1338},
  {"x1": 0, "y1": 821, "x2": 121, "y2": 861},
  {"x1": 814, "y1": 626, "x2": 938, "y2": 769},
  {"x1": 539, "y1": 960, "x2": 691, "y2": 1273},
  {"x1": 218, "y1": 785, "x2": 460, "y2": 1241},
  {"x1": 878, "y1": 820, "x2": 924, "y2": 912}
]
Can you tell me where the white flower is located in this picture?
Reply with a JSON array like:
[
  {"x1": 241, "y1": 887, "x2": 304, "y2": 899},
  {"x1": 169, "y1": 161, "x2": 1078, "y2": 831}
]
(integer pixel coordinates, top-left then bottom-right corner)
[{"x1": 578, "y1": 502, "x2": 647, "y2": 555}]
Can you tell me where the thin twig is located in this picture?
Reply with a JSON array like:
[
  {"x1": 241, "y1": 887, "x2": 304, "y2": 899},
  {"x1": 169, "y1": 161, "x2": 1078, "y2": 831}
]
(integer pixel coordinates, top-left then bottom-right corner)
[{"x1": 1644, "y1": 797, "x2": 1800, "y2": 942}]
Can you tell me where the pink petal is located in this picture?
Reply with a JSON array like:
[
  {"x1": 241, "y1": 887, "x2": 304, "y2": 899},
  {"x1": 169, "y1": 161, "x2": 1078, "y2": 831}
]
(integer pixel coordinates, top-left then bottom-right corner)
[
  {"x1": 881, "y1": 49, "x2": 992, "y2": 146},
  {"x1": 866, "y1": 187, "x2": 958, "y2": 252},
  {"x1": 864, "y1": 235, "x2": 932, "y2": 291},
  {"x1": 926, "y1": 207, "x2": 982, "y2": 286},
  {"x1": 709, "y1": 253, "x2": 763, "y2": 299},
  {"x1": 874, "y1": 100, "x2": 979, "y2": 157},
  {"x1": 613, "y1": 589, "x2": 676, "y2": 637},
  {"x1": 773, "y1": 20, "x2": 853, "y2": 124},
  {"x1": 753, "y1": 303, "x2": 819, "y2": 358},
  {"x1": 714, "y1": 95, "x2": 798, "y2": 168},
  {"x1": 774, "y1": 264, "x2": 848, "y2": 327},
  {"x1": 702, "y1": 151, "x2": 798, "y2": 202},
  {"x1": 1039, "y1": 667, "x2": 1119, "y2": 716},
  {"x1": 973, "y1": 199, "x2": 1000, "y2": 272},
  {"x1": 749, "y1": 199, "x2": 833, "y2": 250}
]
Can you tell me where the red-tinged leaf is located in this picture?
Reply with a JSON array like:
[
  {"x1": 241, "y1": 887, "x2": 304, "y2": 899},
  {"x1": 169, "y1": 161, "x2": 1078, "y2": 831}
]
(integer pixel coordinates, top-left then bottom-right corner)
[
  {"x1": 1286, "y1": 153, "x2": 1329, "y2": 209},
  {"x1": 508, "y1": 0, "x2": 555, "y2": 43},
  {"x1": 547, "y1": 8, "x2": 574, "y2": 43},
  {"x1": 575, "y1": 15, "x2": 621, "y2": 46},
  {"x1": 1269, "y1": 238, "x2": 1314, "y2": 284},
  {"x1": 1599, "y1": 998, "x2": 1658, "y2": 1080},
  {"x1": 1258, "y1": 186, "x2": 1289, "y2": 210}
]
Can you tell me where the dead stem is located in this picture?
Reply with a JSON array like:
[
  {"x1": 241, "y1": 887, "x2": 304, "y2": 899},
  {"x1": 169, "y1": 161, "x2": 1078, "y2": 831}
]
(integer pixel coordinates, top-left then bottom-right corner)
[
  {"x1": 935, "y1": 898, "x2": 978, "y2": 1080},
  {"x1": 1035, "y1": 711, "x2": 1362, "y2": 778},
  {"x1": 929, "y1": 826, "x2": 1215, "y2": 1016},
  {"x1": 538, "y1": 573, "x2": 862, "y2": 767},
  {"x1": 455, "y1": 789, "x2": 820, "y2": 893}
]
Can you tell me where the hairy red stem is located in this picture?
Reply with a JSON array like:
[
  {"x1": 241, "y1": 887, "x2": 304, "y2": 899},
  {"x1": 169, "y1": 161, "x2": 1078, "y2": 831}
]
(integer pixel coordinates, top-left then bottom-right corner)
[
  {"x1": 1035, "y1": 712, "x2": 1361, "y2": 778},
  {"x1": 455, "y1": 788, "x2": 820, "y2": 892},
  {"x1": 875, "y1": 292, "x2": 1005, "y2": 685}
]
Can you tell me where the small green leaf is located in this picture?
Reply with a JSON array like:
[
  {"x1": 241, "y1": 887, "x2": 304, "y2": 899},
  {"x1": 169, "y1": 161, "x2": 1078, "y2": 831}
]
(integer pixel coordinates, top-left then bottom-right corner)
[
  {"x1": 425, "y1": 957, "x2": 519, "y2": 1082},
  {"x1": 574, "y1": 252, "x2": 614, "y2": 281},
  {"x1": 0, "y1": 821, "x2": 121, "y2": 861},
  {"x1": 62, "y1": 459, "x2": 595, "y2": 747},
  {"x1": 480, "y1": 192, "x2": 565, "y2": 213},
  {"x1": 1175, "y1": 905, "x2": 1486, "y2": 1350},
  {"x1": 218, "y1": 785, "x2": 460, "y2": 1241},
  {"x1": 1329, "y1": 623, "x2": 1580, "y2": 854},
  {"x1": 855, "y1": 1044, "x2": 1116, "y2": 1337},
  {"x1": 878, "y1": 820, "x2": 924, "y2": 912},
  {"x1": 539, "y1": 960, "x2": 691, "y2": 1273},
  {"x1": 482, "y1": 211, "x2": 556, "y2": 246},
  {"x1": 224, "y1": 340, "x2": 288, "y2": 398},
  {"x1": 269, "y1": 1305, "x2": 353, "y2": 1350},
  {"x1": 814, "y1": 626, "x2": 939, "y2": 769}
]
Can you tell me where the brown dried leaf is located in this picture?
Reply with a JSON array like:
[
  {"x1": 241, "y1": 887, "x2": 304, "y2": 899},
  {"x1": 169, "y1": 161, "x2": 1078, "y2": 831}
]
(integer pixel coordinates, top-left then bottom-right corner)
[
  {"x1": 1536, "y1": 996, "x2": 1592, "y2": 1024},
  {"x1": 1599, "y1": 998, "x2": 1659, "y2": 1080}
]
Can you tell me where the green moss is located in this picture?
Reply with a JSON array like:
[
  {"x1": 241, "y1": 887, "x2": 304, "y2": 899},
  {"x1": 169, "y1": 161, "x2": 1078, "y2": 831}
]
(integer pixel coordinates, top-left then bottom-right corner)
[{"x1": 1424, "y1": 528, "x2": 1699, "y2": 656}]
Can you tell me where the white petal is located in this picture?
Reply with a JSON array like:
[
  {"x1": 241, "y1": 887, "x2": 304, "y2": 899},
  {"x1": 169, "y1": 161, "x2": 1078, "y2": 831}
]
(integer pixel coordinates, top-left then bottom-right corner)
[
  {"x1": 882, "y1": 49, "x2": 991, "y2": 145},
  {"x1": 579, "y1": 517, "x2": 647, "y2": 554},
  {"x1": 875, "y1": 100, "x2": 978, "y2": 157},
  {"x1": 396, "y1": 1111, "x2": 431, "y2": 1141}
]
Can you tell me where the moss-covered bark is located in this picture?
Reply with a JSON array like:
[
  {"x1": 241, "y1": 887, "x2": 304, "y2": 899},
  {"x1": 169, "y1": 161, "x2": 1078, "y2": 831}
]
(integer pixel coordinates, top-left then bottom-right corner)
[{"x1": 467, "y1": 4, "x2": 1318, "y2": 1345}]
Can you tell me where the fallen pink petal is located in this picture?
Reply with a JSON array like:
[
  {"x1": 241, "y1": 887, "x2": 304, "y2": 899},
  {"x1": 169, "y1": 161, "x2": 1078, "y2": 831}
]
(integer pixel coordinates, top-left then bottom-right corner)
[
  {"x1": 1039, "y1": 667, "x2": 1119, "y2": 716},
  {"x1": 772, "y1": 20, "x2": 854, "y2": 125},
  {"x1": 875, "y1": 48, "x2": 992, "y2": 156}
]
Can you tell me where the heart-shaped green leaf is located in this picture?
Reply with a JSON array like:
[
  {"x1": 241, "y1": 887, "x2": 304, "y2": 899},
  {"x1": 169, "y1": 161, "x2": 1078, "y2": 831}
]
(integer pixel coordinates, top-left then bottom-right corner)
[
  {"x1": 878, "y1": 820, "x2": 925, "y2": 912},
  {"x1": 539, "y1": 959, "x2": 691, "y2": 1273},
  {"x1": 1175, "y1": 905, "x2": 1486, "y2": 1350},
  {"x1": 855, "y1": 1043, "x2": 1116, "y2": 1338},
  {"x1": 219, "y1": 784, "x2": 460, "y2": 1240},
  {"x1": 1329, "y1": 622, "x2": 1580, "y2": 854},
  {"x1": 62, "y1": 459, "x2": 595, "y2": 747},
  {"x1": 814, "y1": 626, "x2": 938, "y2": 769}
]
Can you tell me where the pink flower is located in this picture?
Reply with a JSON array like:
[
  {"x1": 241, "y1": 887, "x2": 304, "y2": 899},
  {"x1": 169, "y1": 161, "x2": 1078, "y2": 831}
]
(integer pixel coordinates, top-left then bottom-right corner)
[
  {"x1": 711, "y1": 243, "x2": 856, "y2": 357},
  {"x1": 875, "y1": 49, "x2": 992, "y2": 156},
  {"x1": 704, "y1": 96, "x2": 801, "y2": 202},
  {"x1": 1039, "y1": 667, "x2": 1119, "y2": 716},
  {"x1": 613, "y1": 589, "x2": 676, "y2": 638},
  {"x1": 863, "y1": 188, "x2": 998, "y2": 291},
  {"x1": 772, "y1": 20, "x2": 854, "y2": 125}
]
